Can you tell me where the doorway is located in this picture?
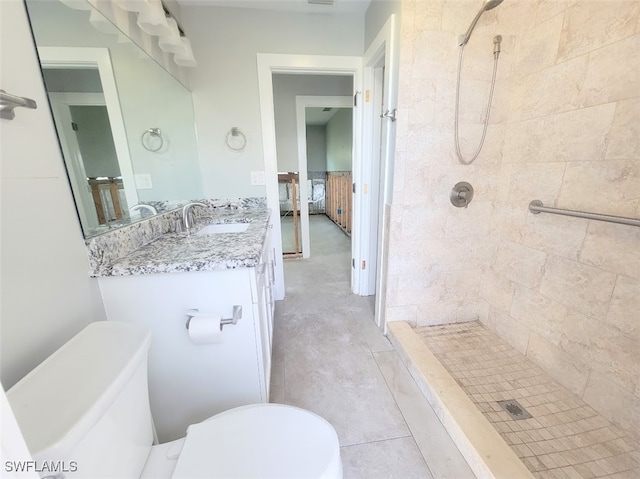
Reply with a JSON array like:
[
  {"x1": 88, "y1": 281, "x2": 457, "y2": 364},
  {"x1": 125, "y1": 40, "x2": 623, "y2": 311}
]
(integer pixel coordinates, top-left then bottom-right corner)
[
  {"x1": 259, "y1": 59, "x2": 362, "y2": 301},
  {"x1": 258, "y1": 22, "x2": 398, "y2": 306},
  {"x1": 294, "y1": 96, "x2": 353, "y2": 258}
]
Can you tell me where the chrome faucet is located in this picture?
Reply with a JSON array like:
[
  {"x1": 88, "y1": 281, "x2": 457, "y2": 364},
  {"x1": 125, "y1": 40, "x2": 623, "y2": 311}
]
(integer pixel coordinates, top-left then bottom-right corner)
[{"x1": 182, "y1": 202, "x2": 208, "y2": 233}]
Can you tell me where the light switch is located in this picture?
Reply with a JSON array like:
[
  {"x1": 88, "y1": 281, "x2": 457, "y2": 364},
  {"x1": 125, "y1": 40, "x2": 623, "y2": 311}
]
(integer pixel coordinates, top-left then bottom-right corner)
[
  {"x1": 135, "y1": 173, "x2": 153, "y2": 189},
  {"x1": 250, "y1": 170, "x2": 266, "y2": 186}
]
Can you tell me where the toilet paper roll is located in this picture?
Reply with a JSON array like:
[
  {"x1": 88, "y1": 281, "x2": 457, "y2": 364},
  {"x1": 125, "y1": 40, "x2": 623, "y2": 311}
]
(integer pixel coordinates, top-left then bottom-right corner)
[{"x1": 187, "y1": 315, "x2": 223, "y2": 344}]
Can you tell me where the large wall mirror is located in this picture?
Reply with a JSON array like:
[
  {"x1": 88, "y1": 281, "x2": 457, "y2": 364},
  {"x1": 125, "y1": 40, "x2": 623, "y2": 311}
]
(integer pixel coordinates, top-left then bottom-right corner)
[{"x1": 24, "y1": 0, "x2": 203, "y2": 237}]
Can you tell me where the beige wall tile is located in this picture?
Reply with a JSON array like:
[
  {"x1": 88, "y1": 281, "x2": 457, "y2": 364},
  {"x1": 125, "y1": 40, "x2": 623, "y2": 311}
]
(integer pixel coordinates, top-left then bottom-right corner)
[
  {"x1": 408, "y1": 80, "x2": 437, "y2": 125},
  {"x1": 539, "y1": 254, "x2": 617, "y2": 317},
  {"x1": 557, "y1": 0, "x2": 639, "y2": 62},
  {"x1": 559, "y1": 315, "x2": 640, "y2": 390},
  {"x1": 606, "y1": 275, "x2": 640, "y2": 340},
  {"x1": 521, "y1": 55, "x2": 588, "y2": 119},
  {"x1": 581, "y1": 34, "x2": 640, "y2": 107},
  {"x1": 534, "y1": 0, "x2": 568, "y2": 25},
  {"x1": 442, "y1": 0, "x2": 492, "y2": 37},
  {"x1": 414, "y1": 0, "x2": 443, "y2": 32},
  {"x1": 582, "y1": 369, "x2": 640, "y2": 441},
  {"x1": 397, "y1": 64, "x2": 413, "y2": 111},
  {"x1": 539, "y1": 103, "x2": 616, "y2": 163},
  {"x1": 495, "y1": 0, "x2": 538, "y2": 35},
  {"x1": 422, "y1": 238, "x2": 496, "y2": 274},
  {"x1": 580, "y1": 221, "x2": 640, "y2": 279},
  {"x1": 520, "y1": 212, "x2": 588, "y2": 261},
  {"x1": 411, "y1": 30, "x2": 457, "y2": 80},
  {"x1": 558, "y1": 160, "x2": 640, "y2": 217},
  {"x1": 417, "y1": 299, "x2": 489, "y2": 326},
  {"x1": 482, "y1": 308, "x2": 531, "y2": 355},
  {"x1": 386, "y1": 305, "x2": 419, "y2": 325},
  {"x1": 506, "y1": 162, "x2": 566, "y2": 205},
  {"x1": 606, "y1": 98, "x2": 640, "y2": 160},
  {"x1": 501, "y1": 117, "x2": 546, "y2": 164},
  {"x1": 396, "y1": 272, "x2": 443, "y2": 306},
  {"x1": 481, "y1": 269, "x2": 515, "y2": 313},
  {"x1": 509, "y1": 284, "x2": 577, "y2": 345},
  {"x1": 455, "y1": 79, "x2": 495, "y2": 124},
  {"x1": 492, "y1": 240, "x2": 547, "y2": 288},
  {"x1": 439, "y1": 269, "x2": 482, "y2": 302},
  {"x1": 406, "y1": 124, "x2": 454, "y2": 164},
  {"x1": 401, "y1": 204, "x2": 447, "y2": 239},
  {"x1": 387, "y1": 0, "x2": 640, "y2": 445},
  {"x1": 526, "y1": 332, "x2": 591, "y2": 396},
  {"x1": 490, "y1": 203, "x2": 528, "y2": 243},
  {"x1": 444, "y1": 200, "x2": 494, "y2": 238},
  {"x1": 514, "y1": 13, "x2": 563, "y2": 77}
]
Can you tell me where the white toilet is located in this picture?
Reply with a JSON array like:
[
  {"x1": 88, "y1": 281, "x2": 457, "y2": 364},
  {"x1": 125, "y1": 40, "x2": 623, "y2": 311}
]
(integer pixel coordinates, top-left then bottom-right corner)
[{"x1": 7, "y1": 322, "x2": 342, "y2": 478}]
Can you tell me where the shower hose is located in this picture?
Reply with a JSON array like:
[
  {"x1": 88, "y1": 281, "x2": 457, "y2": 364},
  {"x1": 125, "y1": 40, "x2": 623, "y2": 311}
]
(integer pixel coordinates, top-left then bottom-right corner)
[{"x1": 454, "y1": 38, "x2": 501, "y2": 165}]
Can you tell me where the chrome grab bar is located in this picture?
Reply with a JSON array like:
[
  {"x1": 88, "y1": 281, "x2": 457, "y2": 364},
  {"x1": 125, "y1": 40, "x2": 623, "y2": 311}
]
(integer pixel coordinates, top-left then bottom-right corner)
[
  {"x1": 529, "y1": 200, "x2": 640, "y2": 228},
  {"x1": 0, "y1": 89, "x2": 37, "y2": 120}
]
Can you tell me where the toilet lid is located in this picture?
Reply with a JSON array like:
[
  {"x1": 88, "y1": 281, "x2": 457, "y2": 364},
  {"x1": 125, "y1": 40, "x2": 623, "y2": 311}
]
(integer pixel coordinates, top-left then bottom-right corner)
[{"x1": 171, "y1": 403, "x2": 342, "y2": 479}]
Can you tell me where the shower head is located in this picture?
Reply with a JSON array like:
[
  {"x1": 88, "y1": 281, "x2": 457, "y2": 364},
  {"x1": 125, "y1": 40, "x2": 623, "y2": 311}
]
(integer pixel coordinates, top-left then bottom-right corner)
[
  {"x1": 458, "y1": 0, "x2": 504, "y2": 46},
  {"x1": 484, "y1": 0, "x2": 504, "y2": 11}
]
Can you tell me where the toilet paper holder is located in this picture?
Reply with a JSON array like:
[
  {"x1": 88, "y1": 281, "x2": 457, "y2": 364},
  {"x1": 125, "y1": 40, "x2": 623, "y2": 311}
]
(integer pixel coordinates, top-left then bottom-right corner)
[{"x1": 185, "y1": 306, "x2": 242, "y2": 331}]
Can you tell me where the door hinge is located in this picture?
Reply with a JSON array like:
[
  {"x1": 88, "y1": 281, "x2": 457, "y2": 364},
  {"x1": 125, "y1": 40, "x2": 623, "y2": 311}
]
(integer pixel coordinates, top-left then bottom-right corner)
[
  {"x1": 352, "y1": 182, "x2": 356, "y2": 193},
  {"x1": 354, "y1": 91, "x2": 361, "y2": 107},
  {"x1": 71, "y1": 122, "x2": 78, "y2": 131},
  {"x1": 352, "y1": 258, "x2": 355, "y2": 269},
  {"x1": 361, "y1": 260, "x2": 366, "y2": 270}
]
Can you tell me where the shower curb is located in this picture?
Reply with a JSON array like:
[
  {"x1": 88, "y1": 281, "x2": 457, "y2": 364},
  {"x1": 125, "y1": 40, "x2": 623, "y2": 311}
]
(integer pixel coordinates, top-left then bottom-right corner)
[{"x1": 387, "y1": 321, "x2": 534, "y2": 479}]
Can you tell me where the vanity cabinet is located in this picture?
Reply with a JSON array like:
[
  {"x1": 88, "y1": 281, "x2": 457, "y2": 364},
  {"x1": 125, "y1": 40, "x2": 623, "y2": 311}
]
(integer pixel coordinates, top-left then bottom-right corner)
[{"x1": 97, "y1": 233, "x2": 275, "y2": 442}]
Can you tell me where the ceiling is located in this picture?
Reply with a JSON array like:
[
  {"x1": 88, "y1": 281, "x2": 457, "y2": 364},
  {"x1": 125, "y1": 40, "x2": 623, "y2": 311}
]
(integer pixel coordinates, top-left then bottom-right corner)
[
  {"x1": 174, "y1": 0, "x2": 372, "y2": 16},
  {"x1": 306, "y1": 107, "x2": 344, "y2": 126}
]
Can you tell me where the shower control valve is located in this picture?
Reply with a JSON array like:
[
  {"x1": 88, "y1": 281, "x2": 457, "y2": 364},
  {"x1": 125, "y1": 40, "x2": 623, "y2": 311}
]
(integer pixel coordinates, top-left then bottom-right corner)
[{"x1": 450, "y1": 182, "x2": 474, "y2": 208}]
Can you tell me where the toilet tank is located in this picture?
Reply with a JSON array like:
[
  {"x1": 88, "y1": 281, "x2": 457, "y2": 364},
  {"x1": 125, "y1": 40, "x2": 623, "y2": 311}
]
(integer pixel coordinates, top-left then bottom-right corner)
[{"x1": 7, "y1": 321, "x2": 154, "y2": 478}]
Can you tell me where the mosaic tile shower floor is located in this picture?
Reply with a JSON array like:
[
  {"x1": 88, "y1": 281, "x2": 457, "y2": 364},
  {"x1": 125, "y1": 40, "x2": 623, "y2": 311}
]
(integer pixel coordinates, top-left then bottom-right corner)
[{"x1": 415, "y1": 321, "x2": 640, "y2": 479}]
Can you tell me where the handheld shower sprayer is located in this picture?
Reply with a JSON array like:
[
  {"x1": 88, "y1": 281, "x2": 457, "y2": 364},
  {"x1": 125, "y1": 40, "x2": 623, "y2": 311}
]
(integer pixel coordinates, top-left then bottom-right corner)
[
  {"x1": 454, "y1": 0, "x2": 505, "y2": 165},
  {"x1": 458, "y1": 0, "x2": 504, "y2": 46}
]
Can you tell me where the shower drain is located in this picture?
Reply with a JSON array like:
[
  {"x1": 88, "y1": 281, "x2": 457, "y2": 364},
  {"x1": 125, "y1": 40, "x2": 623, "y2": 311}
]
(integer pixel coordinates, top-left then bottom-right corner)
[{"x1": 497, "y1": 399, "x2": 532, "y2": 420}]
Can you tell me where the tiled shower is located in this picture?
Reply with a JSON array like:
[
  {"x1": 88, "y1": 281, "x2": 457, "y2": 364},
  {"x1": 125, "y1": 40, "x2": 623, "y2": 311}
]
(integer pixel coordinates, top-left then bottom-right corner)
[{"x1": 384, "y1": 0, "x2": 639, "y2": 461}]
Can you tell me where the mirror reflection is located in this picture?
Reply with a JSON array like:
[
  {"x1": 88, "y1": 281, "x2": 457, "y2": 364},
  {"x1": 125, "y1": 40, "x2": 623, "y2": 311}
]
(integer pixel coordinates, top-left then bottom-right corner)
[{"x1": 25, "y1": 0, "x2": 203, "y2": 237}]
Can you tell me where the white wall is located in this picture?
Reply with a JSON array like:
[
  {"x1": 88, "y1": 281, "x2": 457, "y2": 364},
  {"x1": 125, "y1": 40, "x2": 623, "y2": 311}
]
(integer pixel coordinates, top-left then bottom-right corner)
[
  {"x1": 364, "y1": 0, "x2": 401, "y2": 49},
  {"x1": 112, "y1": 49, "x2": 202, "y2": 202},
  {"x1": 70, "y1": 105, "x2": 120, "y2": 178},
  {"x1": 326, "y1": 108, "x2": 353, "y2": 171},
  {"x1": 27, "y1": 0, "x2": 203, "y2": 203},
  {"x1": 181, "y1": 6, "x2": 364, "y2": 198},
  {"x1": 273, "y1": 74, "x2": 353, "y2": 172},
  {"x1": 0, "y1": 1, "x2": 107, "y2": 389}
]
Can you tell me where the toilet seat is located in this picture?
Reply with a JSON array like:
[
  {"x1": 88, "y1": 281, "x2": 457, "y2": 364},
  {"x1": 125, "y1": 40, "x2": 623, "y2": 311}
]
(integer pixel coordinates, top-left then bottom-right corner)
[{"x1": 171, "y1": 403, "x2": 342, "y2": 479}]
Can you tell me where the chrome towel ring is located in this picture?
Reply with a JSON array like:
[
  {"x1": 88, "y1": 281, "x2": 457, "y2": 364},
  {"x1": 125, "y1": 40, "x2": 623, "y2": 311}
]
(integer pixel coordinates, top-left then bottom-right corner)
[
  {"x1": 225, "y1": 127, "x2": 247, "y2": 152},
  {"x1": 141, "y1": 127, "x2": 164, "y2": 152}
]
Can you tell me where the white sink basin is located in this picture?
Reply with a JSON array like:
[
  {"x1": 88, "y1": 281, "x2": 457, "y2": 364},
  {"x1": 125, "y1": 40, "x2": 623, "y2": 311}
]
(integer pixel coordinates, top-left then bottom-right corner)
[{"x1": 196, "y1": 223, "x2": 250, "y2": 235}]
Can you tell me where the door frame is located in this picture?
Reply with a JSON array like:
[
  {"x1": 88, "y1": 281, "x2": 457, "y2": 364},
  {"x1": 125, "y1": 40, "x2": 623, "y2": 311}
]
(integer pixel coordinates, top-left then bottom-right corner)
[
  {"x1": 295, "y1": 95, "x2": 353, "y2": 259},
  {"x1": 48, "y1": 92, "x2": 108, "y2": 231},
  {"x1": 38, "y1": 47, "x2": 139, "y2": 218},
  {"x1": 362, "y1": 15, "x2": 399, "y2": 329},
  {"x1": 257, "y1": 53, "x2": 363, "y2": 300}
]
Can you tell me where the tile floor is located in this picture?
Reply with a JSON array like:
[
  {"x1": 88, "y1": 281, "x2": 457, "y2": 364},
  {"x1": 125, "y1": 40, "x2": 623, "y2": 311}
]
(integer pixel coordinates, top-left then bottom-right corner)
[
  {"x1": 416, "y1": 321, "x2": 640, "y2": 479},
  {"x1": 269, "y1": 215, "x2": 475, "y2": 479}
]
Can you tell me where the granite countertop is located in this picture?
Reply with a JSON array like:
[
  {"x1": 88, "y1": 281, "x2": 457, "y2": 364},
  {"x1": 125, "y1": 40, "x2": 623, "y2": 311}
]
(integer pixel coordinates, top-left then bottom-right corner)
[{"x1": 93, "y1": 209, "x2": 270, "y2": 277}]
